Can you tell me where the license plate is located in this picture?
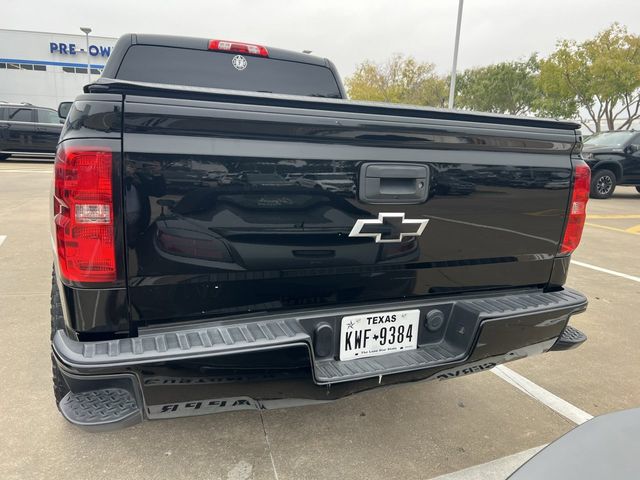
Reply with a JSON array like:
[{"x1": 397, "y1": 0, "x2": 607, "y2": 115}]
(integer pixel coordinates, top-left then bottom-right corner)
[{"x1": 339, "y1": 309, "x2": 420, "y2": 361}]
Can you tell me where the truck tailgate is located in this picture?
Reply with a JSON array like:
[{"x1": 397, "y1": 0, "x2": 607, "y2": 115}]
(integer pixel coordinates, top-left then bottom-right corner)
[{"x1": 121, "y1": 93, "x2": 577, "y2": 326}]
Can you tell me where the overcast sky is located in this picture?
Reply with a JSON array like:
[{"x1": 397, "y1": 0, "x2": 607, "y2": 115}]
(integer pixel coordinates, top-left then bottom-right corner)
[{"x1": 4, "y1": 0, "x2": 639, "y2": 79}]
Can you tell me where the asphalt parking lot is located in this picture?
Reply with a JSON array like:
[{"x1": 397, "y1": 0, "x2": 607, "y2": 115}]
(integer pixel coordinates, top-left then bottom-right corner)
[{"x1": 0, "y1": 158, "x2": 638, "y2": 480}]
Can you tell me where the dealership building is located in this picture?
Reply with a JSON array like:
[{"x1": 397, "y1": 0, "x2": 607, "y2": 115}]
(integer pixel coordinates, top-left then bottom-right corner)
[{"x1": 0, "y1": 29, "x2": 117, "y2": 109}]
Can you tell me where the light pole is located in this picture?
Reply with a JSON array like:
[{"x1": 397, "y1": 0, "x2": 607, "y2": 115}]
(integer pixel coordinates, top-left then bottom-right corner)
[
  {"x1": 80, "y1": 27, "x2": 92, "y2": 83},
  {"x1": 448, "y1": 0, "x2": 464, "y2": 109}
]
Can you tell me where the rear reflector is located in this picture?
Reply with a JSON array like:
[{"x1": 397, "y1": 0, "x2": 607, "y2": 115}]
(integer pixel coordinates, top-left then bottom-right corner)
[
  {"x1": 54, "y1": 145, "x2": 116, "y2": 282},
  {"x1": 208, "y1": 39, "x2": 268, "y2": 57},
  {"x1": 559, "y1": 160, "x2": 591, "y2": 255},
  {"x1": 75, "y1": 204, "x2": 111, "y2": 224}
]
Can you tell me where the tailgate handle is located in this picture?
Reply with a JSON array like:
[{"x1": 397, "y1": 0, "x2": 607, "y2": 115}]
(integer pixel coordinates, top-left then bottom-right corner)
[
  {"x1": 359, "y1": 163, "x2": 429, "y2": 204},
  {"x1": 292, "y1": 249, "x2": 335, "y2": 258}
]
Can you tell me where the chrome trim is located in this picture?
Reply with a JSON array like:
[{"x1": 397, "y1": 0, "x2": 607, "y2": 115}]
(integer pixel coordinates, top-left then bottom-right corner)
[{"x1": 348, "y1": 212, "x2": 429, "y2": 243}]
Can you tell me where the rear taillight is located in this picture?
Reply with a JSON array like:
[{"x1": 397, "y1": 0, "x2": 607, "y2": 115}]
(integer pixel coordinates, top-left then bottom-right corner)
[
  {"x1": 559, "y1": 160, "x2": 591, "y2": 255},
  {"x1": 208, "y1": 39, "x2": 269, "y2": 57},
  {"x1": 54, "y1": 144, "x2": 116, "y2": 282}
]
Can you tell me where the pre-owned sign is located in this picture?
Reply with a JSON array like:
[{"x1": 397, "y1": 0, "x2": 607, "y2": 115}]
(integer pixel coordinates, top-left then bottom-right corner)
[{"x1": 49, "y1": 42, "x2": 111, "y2": 57}]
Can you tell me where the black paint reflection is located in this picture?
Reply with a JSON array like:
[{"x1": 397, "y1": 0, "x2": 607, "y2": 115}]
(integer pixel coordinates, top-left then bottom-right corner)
[
  {"x1": 128, "y1": 158, "x2": 419, "y2": 275},
  {"x1": 124, "y1": 153, "x2": 570, "y2": 324}
]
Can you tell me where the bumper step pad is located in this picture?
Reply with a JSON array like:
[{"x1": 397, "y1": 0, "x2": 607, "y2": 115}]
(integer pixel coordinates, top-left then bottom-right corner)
[
  {"x1": 54, "y1": 319, "x2": 307, "y2": 367},
  {"x1": 314, "y1": 343, "x2": 460, "y2": 383},
  {"x1": 58, "y1": 388, "x2": 142, "y2": 432},
  {"x1": 550, "y1": 325, "x2": 587, "y2": 351}
]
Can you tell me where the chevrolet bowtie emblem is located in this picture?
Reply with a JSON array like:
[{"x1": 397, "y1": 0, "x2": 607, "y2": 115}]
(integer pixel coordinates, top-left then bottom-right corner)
[{"x1": 348, "y1": 213, "x2": 429, "y2": 243}]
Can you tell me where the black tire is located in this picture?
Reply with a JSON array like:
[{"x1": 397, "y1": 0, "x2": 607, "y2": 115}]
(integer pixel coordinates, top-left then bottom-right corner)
[
  {"x1": 51, "y1": 270, "x2": 70, "y2": 405},
  {"x1": 636, "y1": 186, "x2": 640, "y2": 194},
  {"x1": 590, "y1": 169, "x2": 616, "y2": 199},
  {"x1": 0, "y1": 154, "x2": 10, "y2": 161}
]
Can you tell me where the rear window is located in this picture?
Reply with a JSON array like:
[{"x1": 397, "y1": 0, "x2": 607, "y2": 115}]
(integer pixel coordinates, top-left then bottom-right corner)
[
  {"x1": 37, "y1": 109, "x2": 61, "y2": 124},
  {"x1": 584, "y1": 131, "x2": 637, "y2": 148},
  {"x1": 116, "y1": 45, "x2": 342, "y2": 98}
]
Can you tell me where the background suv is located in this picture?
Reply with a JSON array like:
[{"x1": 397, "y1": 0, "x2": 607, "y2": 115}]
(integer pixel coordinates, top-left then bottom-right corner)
[{"x1": 0, "y1": 102, "x2": 63, "y2": 160}]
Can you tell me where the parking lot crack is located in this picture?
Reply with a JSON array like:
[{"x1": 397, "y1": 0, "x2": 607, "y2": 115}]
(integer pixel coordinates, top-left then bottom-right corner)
[{"x1": 259, "y1": 409, "x2": 280, "y2": 480}]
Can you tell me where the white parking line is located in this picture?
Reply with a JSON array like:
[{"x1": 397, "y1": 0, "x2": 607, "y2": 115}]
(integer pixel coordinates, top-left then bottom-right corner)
[
  {"x1": 571, "y1": 260, "x2": 640, "y2": 283},
  {"x1": 430, "y1": 365, "x2": 594, "y2": 480},
  {"x1": 428, "y1": 444, "x2": 546, "y2": 480},
  {"x1": 492, "y1": 365, "x2": 593, "y2": 425},
  {"x1": 0, "y1": 235, "x2": 6, "y2": 248},
  {"x1": 432, "y1": 240, "x2": 637, "y2": 480}
]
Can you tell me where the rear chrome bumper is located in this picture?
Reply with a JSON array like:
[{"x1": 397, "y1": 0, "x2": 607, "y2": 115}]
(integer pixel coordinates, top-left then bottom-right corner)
[{"x1": 52, "y1": 287, "x2": 587, "y2": 431}]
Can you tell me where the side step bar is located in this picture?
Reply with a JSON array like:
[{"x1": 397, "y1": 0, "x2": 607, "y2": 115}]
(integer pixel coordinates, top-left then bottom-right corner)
[
  {"x1": 59, "y1": 389, "x2": 141, "y2": 432},
  {"x1": 549, "y1": 325, "x2": 587, "y2": 351},
  {"x1": 54, "y1": 371, "x2": 144, "y2": 432}
]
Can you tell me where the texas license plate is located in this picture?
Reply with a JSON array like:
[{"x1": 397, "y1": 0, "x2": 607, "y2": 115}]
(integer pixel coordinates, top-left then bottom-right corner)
[{"x1": 339, "y1": 309, "x2": 420, "y2": 361}]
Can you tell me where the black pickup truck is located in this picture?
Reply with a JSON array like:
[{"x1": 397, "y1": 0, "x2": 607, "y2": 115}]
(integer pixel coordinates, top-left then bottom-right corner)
[
  {"x1": 581, "y1": 130, "x2": 640, "y2": 198},
  {"x1": 51, "y1": 34, "x2": 589, "y2": 431}
]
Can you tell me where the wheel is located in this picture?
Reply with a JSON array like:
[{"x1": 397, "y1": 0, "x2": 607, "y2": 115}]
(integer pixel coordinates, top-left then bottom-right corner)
[
  {"x1": 0, "y1": 154, "x2": 10, "y2": 161},
  {"x1": 50, "y1": 270, "x2": 70, "y2": 405},
  {"x1": 636, "y1": 186, "x2": 640, "y2": 194},
  {"x1": 590, "y1": 169, "x2": 616, "y2": 199}
]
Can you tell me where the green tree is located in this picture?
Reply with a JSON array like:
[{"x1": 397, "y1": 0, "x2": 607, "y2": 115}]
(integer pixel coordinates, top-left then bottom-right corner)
[
  {"x1": 345, "y1": 54, "x2": 448, "y2": 107},
  {"x1": 537, "y1": 23, "x2": 640, "y2": 132},
  {"x1": 456, "y1": 55, "x2": 541, "y2": 115}
]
